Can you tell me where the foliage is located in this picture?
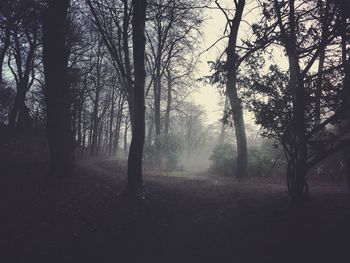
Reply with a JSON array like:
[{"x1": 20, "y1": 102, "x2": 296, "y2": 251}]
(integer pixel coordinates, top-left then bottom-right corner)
[
  {"x1": 210, "y1": 143, "x2": 284, "y2": 177},
  {"x1": 157, "y1": 134, "x2": 183, "y2": 171},
  {"x1": 242, "y1": 64, "x2": 293, "y2": 141},
  {"x1": 143, "y1": 134, "x2": 184, "y2": 171},
  {"x1": 248, "y1": 147, "x2": 276, "y2": 177},
  {"x1": 209, "y1": 143, "x2": 236, "y2": 175}
]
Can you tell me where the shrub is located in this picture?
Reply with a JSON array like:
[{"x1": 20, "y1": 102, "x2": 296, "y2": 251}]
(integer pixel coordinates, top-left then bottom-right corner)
[
  {"x1": 209, "y1": 143, "x2": 281, "y2": 177},
  {"x1": 154, "y1": 134, "x2": 183, "y2": 171},
  {"x1": 248, "y1": 147, "x2": 273, "y2": 177},
  {"x1": 209, "y1": 143, "x2": 236, "y2": 175}
]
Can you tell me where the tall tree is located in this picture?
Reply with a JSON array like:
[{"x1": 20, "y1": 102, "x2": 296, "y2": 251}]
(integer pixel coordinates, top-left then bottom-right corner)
[
  {"x1": 126, "y1": 0, "x2": 147, "y2": 196},
  {"x1": 245, "y1": 0, "x2": 350, "y2": 202},
  {"x1": 338, "y1": 0, "x2": 350, "y2": 189},
  {"x1": 216, "y1": 0, "x2": 248, "y2": 178},
  {"x1": 86, "y1": 0, "x2": 136, "y2": 131},
  {"x1": 146, "y1": 0, "x2": 203, "y2": 139},
  {"x1": 43, "y1": 0, "x2": 75, "y2": 175},
  {"x1": 274, "y1": 0, "x2": 307, "y2": 201},
  {"x1": 6, "y1": 0, "x2": 40, "y2": 128}
]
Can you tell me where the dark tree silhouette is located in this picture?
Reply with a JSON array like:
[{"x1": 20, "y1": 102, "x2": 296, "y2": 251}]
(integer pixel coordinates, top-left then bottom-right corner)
[
  {"x1": 126, "y1": 0, "x2": 147, "y2": 196},
  {"x1": 244, "y1": 0, "x2": 350, "y2": 202},
  {"x1": 4, "y1": 0, "x2": 40, "y2": 129},
  {"x1": 43, "y1": 0, "x2": 75, "y2": 175}
]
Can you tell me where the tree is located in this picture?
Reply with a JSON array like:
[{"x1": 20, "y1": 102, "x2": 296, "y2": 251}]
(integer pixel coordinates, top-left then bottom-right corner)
[
  {"x1": 86, "y1": 0, "x2": 136, "y2": 131},
  {"x1": 0, "y1": 0, "x2": 14, "y2": 83},
  {"x1": 179, "y1": 102, "x2": 207, "y2": 158},
  {"x1": 146, "y1": 0, "x2": 203, "y2": 138},
  {"x1": 338, "y1": 0, "x2": 350, "y2": 189},
  {"x1": 245, "y1": 0, "x2": 350, "y2": 202},
  {"x1": 6, "y1": 0, "x2": 40, "y2": 128},
  {"x1": 206, "y1": 0, "x2": 276, "y2": 178},
  {"x1": 211, "y1": 0, "x2": 248, "y2": 178},
  {"x1": 43, "y1": 0, "x2": 75, "y2": 175},
  {"x1": 126, "y1": 0, "x2": 147, "y2": 196}
]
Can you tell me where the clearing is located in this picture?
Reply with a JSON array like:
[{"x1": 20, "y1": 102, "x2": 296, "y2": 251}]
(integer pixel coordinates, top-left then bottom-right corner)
[{"x1": 1, "y1": 159, "x2": 349, "y2": 263}]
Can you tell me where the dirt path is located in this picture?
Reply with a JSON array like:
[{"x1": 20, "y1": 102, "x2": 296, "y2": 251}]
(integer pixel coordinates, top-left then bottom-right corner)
[{"x1": 1, "y1": 160, "x2": 350, "y2": 263}]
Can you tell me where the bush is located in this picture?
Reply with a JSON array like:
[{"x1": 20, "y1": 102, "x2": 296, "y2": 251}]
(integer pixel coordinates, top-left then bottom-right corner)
[
  {"x1": 144, "y1": 134, "x2": 183, "y2": 171},
  {"x1": 209, "y1": 143, "x2": 236, "y2": 175},
  {"x1": 157, "y1": 134, "x2": 183, "y2": 171},
  {"x1": 209, "y1": 144, "x2": 280, "y2": 177},
  {"x1": 248, "y1": 147, "x2": 273, "y2": 177}
]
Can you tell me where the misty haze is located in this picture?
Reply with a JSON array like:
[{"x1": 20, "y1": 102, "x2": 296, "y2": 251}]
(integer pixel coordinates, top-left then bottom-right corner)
[{"x1": 1, "y1": 0, "x2": 350, "y2": 262}]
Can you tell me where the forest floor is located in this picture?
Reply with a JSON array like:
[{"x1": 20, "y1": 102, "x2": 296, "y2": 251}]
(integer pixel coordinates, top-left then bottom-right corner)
[{"x1": 1, "y1": 158, "x2": 350, "y2": 263}]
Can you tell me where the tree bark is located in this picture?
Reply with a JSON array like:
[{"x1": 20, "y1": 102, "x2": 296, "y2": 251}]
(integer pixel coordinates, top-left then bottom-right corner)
[
  {"x1": 126, "y1": 0, "x2": 147, "y2": 196},
  {"x1": 43, "y1": 0, "x2": 75, "y2": 175}
]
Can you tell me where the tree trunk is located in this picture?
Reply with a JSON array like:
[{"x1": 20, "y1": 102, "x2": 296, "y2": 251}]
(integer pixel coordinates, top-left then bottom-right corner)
[
  {"x1": 225, "y1": 0, "x2": 248, "y2": 178},
  {"x1": 126, "y1": 0, "x2": 147, "y2": 196},
  {"x1": 314, "y1": 0, "x2": 329, "y2": 126},
  {"x1": 314, "y1": 49, "x2": 325, "y2": 126},
  {"x1": 153, "y1": 75, "x2": 161, "y2": 136},
  {"x1": 77, "y1": 107, "x2": 82, "y2": 148},
  {"x1": 8, "y1": 80, "x2": 33, "y2": 129},
  {"x1": 219, "y1": 96, "x2": 228, "y2": 144},
  {"x1": 153, "y1": 22, "x2": 163, "y2": 137},
  {"x1": 97, "y1": 118, "x2": 104, "y2": 155},
  {"x1": 339, "y1": 1, "x2": 350, "y2": 191},
  {"x1": 147, "y1": 110, "x2": 154, "y2": 146},
  {"x1": 77, "y1": 89, "x2": 85, "y2": 149},
  {"x1": 0, "y1": 23, "x2": 11, "y2": 83},
  {"x1": 43, "y1": 0, "x2": 75, "y2": 175},
  {"x1": 275, "y1": 0, "x2": 308, "y2": 203},
  {"x1": 82, "y1": 122, "x2": 86, "y2": 155},
  {"x1": 287, "y1": 53, "x2": 308, "y2": 203},
  {"x1": 164, "y1": 68, "x2": 172, "y2": 134},
  {"x1": 108, "y1": 91, "x2": 116, "y2": 155},
  {"x1": 88, "y1": 111, "x2": 93, "y2": 147},
  {"x1": 8, "y1": 86, "x2": 28, "y2": 128},
  {"x1": 91, "y1": 90, "x2": 100, "y2": 156},
  {"x1": 124, "y1": 117, "x2": 129, "y2": 157},
  {"x1": 113, "y1": 97, "x2": 124, "y2": 156}
]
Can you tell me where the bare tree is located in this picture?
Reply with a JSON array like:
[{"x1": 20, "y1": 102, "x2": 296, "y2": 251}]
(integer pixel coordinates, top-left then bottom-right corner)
[
  {"x1": 7, "y1": 1, "x2": 40, "y2": 128},
  {"x1": 146, "y1": 0, "x2": 203, "y2": 137}
]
